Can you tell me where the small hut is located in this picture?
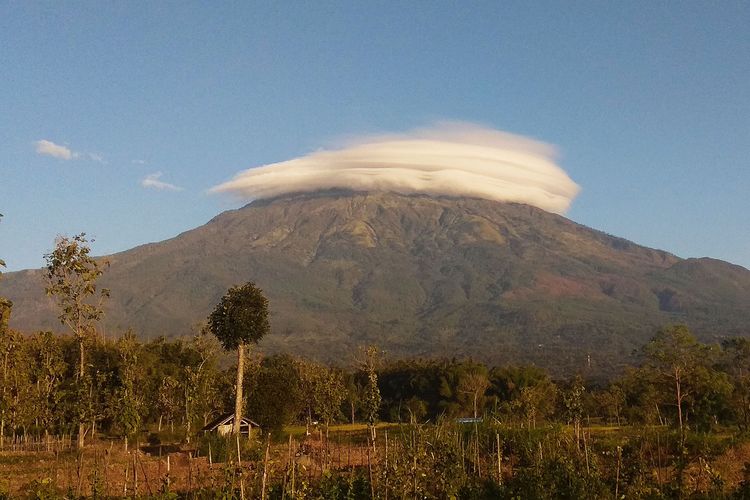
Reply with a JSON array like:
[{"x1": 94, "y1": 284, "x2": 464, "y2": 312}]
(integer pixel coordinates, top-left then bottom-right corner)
[{"x1": 202, "y1": 414, "x2": 258, "y2": 436}]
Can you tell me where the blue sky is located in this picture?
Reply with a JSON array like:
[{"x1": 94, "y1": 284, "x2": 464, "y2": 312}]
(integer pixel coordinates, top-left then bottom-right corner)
[{"x1": 1, "y1": 2, "x2": 748, "y2": 271}]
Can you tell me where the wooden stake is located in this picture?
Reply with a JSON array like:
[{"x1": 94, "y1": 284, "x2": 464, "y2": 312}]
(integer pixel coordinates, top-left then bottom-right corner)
[
  {"x1": 583, "y1": 431, "x2": 590, "y2": 475},
  {"x1": 133, "y1": 452, "x2": 138, "y2": 496},
  {"x1": 496, "y1": 433, "x2": 502, "y2": 485},
  {"x1": 283, "y1": 434, "x2": 292, "y2": 499},
  {"x1": 138, "y1": 453, "x2": 154, "y2": 496},
  {"x1": 368, "y1": 438, "x2": 375, "y2": 500},
  {"x1": 291, "y1": 446, "x2": 296, "y2": 498},
  {"x1": 237, "y1": 434, "x2": 242, "y2": 467},
  {"x1": 261, "y1": 434, "x2": 271, "y2": 500},
  {"x1": 615, "y1": 445, "x2": 621, "y2": 499},
  {"x1": 385, "y1": 431, "x2": 389, "y2": 500},
  {"x1": 188, "y1": 452, "x2": 193, "y2": 492},
  {"x1": 123, "y1": 463, "x2": 129, "y2": 497}
]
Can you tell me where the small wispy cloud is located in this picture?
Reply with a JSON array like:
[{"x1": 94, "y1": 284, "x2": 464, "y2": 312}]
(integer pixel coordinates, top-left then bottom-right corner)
[
  {"x1": 132, "y1": 159, "x2": 147, "y2": 165},
  {"x1": 34, "y1": 139, "x2": 106, "y2": 164},
  {"x1": 35, "y1": 140, "x2": 77, "y2": 160},
  {"x1": 87, "y1": 152, "x2": 106, "y2": 164},
  {"x1": 141, "y1": 172, "x2": 183, "y2": 191}
]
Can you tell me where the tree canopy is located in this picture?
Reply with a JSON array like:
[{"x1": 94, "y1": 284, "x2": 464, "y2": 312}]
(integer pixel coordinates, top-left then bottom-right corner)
[{"x1": 207, "y1": 282, "x2": 270, "y2": 351}]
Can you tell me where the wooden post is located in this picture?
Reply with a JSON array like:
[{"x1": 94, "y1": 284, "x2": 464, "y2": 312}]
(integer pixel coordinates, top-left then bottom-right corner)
[
  {"x1": 138, "y1": 453, "x2": 154, "y2": 496},
  {"x1": 237, "y1": 434, "x2": 242, "y2": 467},
  {"x1": 583, "y1": 431, "x2": 590, "y2": 475},
  {"x1": 368, "y1": 438, "x2": 374, "y2": 500},
  {"x1": 133, "y1": 452, "x2": 138, "y2": 496},
  {"x1": 76, "y1": 451, "x2": 84, "y2": 498},
  {"x1": 291, "y1": 445, "x2": 296, "y2": 498},
  {"x1": 188, "y1": 452, "x2": 193, "y2": 492},
  {"x1": 283, "y1": 434, "x2": 293, "y2": 499},
  {"x1": 261, "y1": 434, "x2": 271, "y2": 500},
  {"x1": 123, "y1": 464, "x2": 129, "y2": 497},
  {"x1": 385, "y1": 431, "x2": 389, "y2": 500},
  {"x1": 615, "y1": 445, "x2": 621, "y2": 499},
  {"x1": 496, "y1": 433, "x2": 502, "y2": 485}
]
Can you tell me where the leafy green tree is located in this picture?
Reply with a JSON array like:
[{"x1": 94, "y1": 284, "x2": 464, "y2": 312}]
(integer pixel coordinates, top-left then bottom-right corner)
[
  {"x1": 402, "y1": 396, "x2": 428, "y2": 424},
  {"x1": 44, "y1": 233, "x2": 109, "y2": 448},
  {"x1": 0, "y1": 289, "x2": 13, "y2": 448},
  {"x1": 296, "y1": 359, "x2": 324, "y2": 434},
  {"x1": 490, "y1": 364, "x2": 550, "y2": 401},
  {"x1": 359, "y1": 346, "x2": 381, "y2": 443},
  {"x1": 248, "y1": 354, "x2": 303, "y2": 432},
  {"x1": 378, "y1": 359, "x2": 445, "y2": 421},
  {"x1": 618, "y1": 366, "x2": 664, "y2": 425},
  {"x1": 0, "y1": 327, "x2": 30, "y2": 445},
  {"x1": 512, "y1": 382, "x2": 558, "y2": 429},
  {"x1": 593, "y1": 384, "x2": 626, "y2": 426},
  {"x1": 722, "y1": 337, "x2": 750, "y2": 430},
  {"x1": 0, "y1": 214, "x2": 10, "y2": 327},
  {"x1": 207, "y1": 282, "x2": 270, "y2": 435},
  {"x1": 0, "y1": 214, "x2": 14, "y2": 445},
  {"x1": 27, "y1": 331, "x2": 66, "y2": 443},
  {"x1": 182, "y1": 332, "x2": 220, "y2": 440},
  {"x1": 490, "y1": 364, "x2": 557, "y2": 426},
  {"x1": 562, "y1": 375, "x2": 586, "y2": 446},
  {"x1": 344, "y1": 373, "x2": 361, "y2": 424},
  {"x1": 643, "y1": 325, "x2": 707, "y2": 442},
  {"x1": 314, "y1": 367, "x2": 346, "y2": 438},
  {"x1": 85, "y1": 342, "x2": 118, "y2": 441},
  {"x1": 112, "y1": 332, "x2": 144, "y2": 450},
  {"x1": 157, "y1": 375, "x2": 181, "y2": 432}
]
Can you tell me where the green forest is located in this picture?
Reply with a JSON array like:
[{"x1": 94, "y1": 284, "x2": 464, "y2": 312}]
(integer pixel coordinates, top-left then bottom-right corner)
[{"x1": 4, "y1": 320, "x2": 750, "y2": 498}]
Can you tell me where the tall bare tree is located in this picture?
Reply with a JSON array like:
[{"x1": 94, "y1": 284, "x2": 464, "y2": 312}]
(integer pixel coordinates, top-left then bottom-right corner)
[{"x1": 44, "y1": 233, "x2": 109, "y2": 448}]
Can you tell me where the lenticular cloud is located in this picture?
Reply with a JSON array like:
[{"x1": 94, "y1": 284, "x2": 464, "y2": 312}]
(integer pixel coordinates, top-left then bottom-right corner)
[{"x1": 210, "y1": 122, "x2": 580, "y2": 214}]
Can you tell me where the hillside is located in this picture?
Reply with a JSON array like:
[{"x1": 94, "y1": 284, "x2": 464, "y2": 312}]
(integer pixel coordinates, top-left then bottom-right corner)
[{"x1": 2, "y1": 191, "x2": 749, "y2": 373}]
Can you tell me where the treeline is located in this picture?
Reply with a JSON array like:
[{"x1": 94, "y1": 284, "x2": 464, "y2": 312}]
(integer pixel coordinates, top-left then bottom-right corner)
[{"x1": 1, "y1": 323, "x2": 750, "y2": 444}]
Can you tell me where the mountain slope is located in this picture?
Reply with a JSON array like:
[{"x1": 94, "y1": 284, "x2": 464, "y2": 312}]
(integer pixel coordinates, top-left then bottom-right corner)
[{"x1": 3, "y1": 191, "x2": 749, "y2": 373}]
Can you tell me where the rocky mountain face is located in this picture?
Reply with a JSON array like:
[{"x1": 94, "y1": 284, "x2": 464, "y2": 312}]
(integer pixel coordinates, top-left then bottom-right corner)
[{"x1": 3, "y1": 191, "x2": 749, "y2": 374}]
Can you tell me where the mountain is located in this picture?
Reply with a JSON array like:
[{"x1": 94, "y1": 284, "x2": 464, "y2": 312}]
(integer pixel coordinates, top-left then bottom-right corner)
[{"x1": 2, "y1": 191, "x2": 750, "y2": 374}]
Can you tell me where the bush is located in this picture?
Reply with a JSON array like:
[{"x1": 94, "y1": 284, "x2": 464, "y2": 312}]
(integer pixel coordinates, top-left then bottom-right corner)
[{"x1": 196, "y1": 433, "x2": 263, "y2": 463}]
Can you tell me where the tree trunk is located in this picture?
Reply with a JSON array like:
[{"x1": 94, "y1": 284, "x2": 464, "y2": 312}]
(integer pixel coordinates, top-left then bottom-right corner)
[
  {"x1": 675, "y1": 369, "x2": 684, "y2": 443},
  {"x1": 78, "y1": 334, "x2": 84, "y2": 379},
  {"x1": 77, "y1": 424, "x2": 85, "y2": 449},
  {"x1": 77, "y1": 325, "x2": 86, "y2": 449},
  {"x1": 233, "y1": 342, "x2": 245, "y2": 435}
]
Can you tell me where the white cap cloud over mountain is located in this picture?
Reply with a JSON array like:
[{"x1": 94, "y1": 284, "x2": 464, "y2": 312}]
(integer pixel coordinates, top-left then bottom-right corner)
[{"x1": 210, "y1": 122, "x2": 581, "y2": 214}]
